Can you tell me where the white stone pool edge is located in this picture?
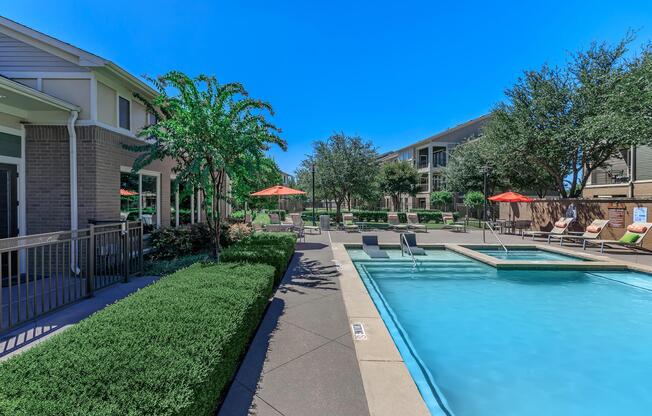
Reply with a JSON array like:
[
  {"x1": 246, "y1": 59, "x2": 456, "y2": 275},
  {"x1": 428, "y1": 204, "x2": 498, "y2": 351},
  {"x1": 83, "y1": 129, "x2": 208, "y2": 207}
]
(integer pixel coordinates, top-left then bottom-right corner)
[{"x1": 333, "y1": 242, "x2": 652, "y2": 416}]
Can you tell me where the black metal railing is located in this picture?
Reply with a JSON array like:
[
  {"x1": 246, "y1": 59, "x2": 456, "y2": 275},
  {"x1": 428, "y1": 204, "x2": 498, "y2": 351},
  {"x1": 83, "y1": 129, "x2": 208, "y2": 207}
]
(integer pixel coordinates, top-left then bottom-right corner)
[{"x1": 0, "y1": 221, "x2": 143, "y2": 333}]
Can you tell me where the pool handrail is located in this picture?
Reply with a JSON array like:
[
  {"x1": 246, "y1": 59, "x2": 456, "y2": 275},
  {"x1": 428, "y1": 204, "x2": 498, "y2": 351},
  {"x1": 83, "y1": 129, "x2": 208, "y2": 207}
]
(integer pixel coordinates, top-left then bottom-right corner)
[
  {"x1": 484, "y1": 221, "x2": 509, "y2": 252},
  {"x1": 401, "y1": 233, "x2": 417, "y2": 269}
]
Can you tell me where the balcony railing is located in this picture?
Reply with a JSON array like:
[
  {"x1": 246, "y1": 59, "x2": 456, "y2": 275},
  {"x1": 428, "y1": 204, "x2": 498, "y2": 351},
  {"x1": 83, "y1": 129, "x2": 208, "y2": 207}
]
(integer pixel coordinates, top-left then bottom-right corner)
[
  {"x1": 591, "y1": 170, "x2": 630, "y2": 185},
  {"x1": 0, "y1": 221, "x2": 143, "y2": 333}
]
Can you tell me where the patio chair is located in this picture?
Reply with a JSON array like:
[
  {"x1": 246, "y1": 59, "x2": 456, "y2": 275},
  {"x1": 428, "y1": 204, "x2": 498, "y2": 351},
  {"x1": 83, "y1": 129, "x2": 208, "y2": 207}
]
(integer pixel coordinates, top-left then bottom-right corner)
[
  {"x1": 407, "y1": 213, "x2": 427, "y2": 232},
  {"x1": 269, "y1": 213, "x2": 281, "y2": 224},
  {"x1": 342, "y1": 213, "x2": 359, "y2": 232},
  {"x1": 290, "y1": 213, "x2": 320, "y2": 235},
  {"x1": 522, "y1": 217, "x2": 573, "y2": 240},
  {"x1": 441, "y1": 212, "x2": 455, "y2": 228},
  {"x1": 550, "y1": 219, "x2": 609, "y2": 246},
  {"x1": 362, "y1": 235, "x2": 388, "y2": 258},
  {"x1": 400, "y1": 233, "x2": 426, "y2": 255},
  {"x1": 584, "y1": 222, "x2": 652, "y2": 253},
  {"x1": 387, "y1": 213, "x2": 408, "y2": 231}
]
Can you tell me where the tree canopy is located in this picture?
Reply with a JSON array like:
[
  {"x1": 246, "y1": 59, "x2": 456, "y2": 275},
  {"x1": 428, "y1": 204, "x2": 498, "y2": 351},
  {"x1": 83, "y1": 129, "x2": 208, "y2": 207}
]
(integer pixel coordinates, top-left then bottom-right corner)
[
  {"x1": 131, "y1": 71, "x2": 285, "y2": 258},
  {"x1": 378, "y1": 160, "x2": 419, "y2": 210},
  {"x1": 296, "y1": 133, "x2": 378, "y2": 217}
]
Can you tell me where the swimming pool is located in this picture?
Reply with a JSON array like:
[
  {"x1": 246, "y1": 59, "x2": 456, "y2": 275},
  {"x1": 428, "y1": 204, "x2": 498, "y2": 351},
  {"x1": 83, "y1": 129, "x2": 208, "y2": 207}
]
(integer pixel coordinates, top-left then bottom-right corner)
[
  {"x1": 353, "y1": 250, "x2": 652, "y2": 416},
  {"x1": 471, "y1": 247, "x2": 589, "y2": 262}
]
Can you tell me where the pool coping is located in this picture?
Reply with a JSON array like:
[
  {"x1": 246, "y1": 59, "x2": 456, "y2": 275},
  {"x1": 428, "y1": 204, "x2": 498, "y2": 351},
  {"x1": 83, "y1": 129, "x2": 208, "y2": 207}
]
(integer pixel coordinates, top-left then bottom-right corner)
[{"x1": 333, "y1": 241, "x2": 652, "y2": 416}]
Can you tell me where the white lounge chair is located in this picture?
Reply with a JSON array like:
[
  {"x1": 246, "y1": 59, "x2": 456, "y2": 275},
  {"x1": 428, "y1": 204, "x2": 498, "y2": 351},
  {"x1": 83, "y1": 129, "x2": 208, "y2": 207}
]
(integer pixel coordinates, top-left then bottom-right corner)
[
  {"x1": 407, "y1": 213, "x2": 427, "y2": 232},
  {"x1": 342, "y1": 213, "x2": 359, "y2": 232},
  {"x1": 387, "y1": 213, "x2": 408, "y2": 231},
  {"x1": 522, "y1": 217, "x2": 573, "y2": 240},
  {"x1": 550, "y1": 219, "x2": 609, "y2": 246},
  {"x1": 584, "y1": 222, "x2": 652, "y2": 253}
]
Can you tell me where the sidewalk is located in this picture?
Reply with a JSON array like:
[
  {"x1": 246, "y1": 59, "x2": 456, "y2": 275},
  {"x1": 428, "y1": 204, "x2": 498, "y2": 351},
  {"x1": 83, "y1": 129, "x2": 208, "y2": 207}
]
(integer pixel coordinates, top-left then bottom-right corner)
[{"x1": 218, "y1": 232, "x2": 369, "y2": 416}]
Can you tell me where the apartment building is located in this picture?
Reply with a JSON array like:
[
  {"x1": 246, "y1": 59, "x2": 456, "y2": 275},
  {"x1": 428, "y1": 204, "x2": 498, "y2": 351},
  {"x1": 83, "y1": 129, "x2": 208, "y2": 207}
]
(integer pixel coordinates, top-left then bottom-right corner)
[
  {"x1": 0, "y1": 16, "x2": 209, "y2": 240},
  {"x1": 379, "y1": 114, "x2": 488, "y2": 211},
  {"x1": 583, "y1": 146, "x2": 652, "y2": 198}
]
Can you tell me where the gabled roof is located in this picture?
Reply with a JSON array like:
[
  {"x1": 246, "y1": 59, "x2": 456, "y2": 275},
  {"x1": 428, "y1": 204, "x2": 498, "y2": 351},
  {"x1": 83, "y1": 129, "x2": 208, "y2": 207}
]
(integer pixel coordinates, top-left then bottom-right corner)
[
  {"x1": 0, "y1": 15, "x2": 156, "y2": 97},
  {"x1": 0, "y1": 75, "x2": 79, "y2": 112},
  {"x1": 393, "y1": 114, "x2": 490, "y2": 153}
]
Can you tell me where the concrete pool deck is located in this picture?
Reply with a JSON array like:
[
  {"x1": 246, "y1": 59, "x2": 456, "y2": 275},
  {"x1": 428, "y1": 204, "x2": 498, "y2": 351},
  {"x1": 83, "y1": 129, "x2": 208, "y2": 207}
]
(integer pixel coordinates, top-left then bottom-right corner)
[{"x1": 220, "y1": 228, "x2": 652, "y2": 416}]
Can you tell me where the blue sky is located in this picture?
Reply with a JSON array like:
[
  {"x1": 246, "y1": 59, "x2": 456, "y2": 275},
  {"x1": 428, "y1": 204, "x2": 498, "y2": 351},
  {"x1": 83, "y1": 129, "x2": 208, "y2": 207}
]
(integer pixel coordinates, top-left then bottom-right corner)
[{"x1": 4, "y1": 1, "x2": 652, "y2": 174}]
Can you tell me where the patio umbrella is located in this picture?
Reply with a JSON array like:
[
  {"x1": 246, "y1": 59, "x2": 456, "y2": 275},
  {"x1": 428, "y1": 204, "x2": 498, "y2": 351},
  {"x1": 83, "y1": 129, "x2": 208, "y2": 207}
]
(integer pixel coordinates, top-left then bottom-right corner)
[
  {"x1": 488, "y1": 192, "x2": 534, "y2": 230},
  {"x1": 251, "y1": 185, "x2": 306, "y2": 210}
]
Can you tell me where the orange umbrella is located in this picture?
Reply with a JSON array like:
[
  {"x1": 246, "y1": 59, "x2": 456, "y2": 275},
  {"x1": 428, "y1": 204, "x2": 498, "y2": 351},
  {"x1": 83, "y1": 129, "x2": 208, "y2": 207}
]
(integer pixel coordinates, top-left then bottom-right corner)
[
  {"x1": 251, "y1": 185, "x2": 306, "y2": 196},
  {"x1": 251, "y1": 185, "x2": 306, "y2": 210},
  {"x1": 488, "y1": 192, "x2": 533, "y2": 229},
  {"x1": 120, "y1": 188, "x2": 138, "y2": 196},
  {"x1": 488, "y1": 191, "x2": 533, "y2": 202}
]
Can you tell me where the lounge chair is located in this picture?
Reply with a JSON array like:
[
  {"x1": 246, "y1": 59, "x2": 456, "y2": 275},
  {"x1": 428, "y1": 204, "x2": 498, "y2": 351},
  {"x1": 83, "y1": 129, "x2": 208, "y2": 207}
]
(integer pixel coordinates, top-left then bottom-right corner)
[
  {"x1": 407, "y1": 213, "x2": 427, "y2": 232},
  {"x1": 269, "y1": 213, "x2": 281, "y2": 224},
  {"x1": 400, "y1": 233, "x2": 426, "y2": 255},
  {"x1": 584, "y1": 222, "x2": 652, "y2": 253},
  {"x1": 522, "y1": 217, "x2": 573, "y2": 240},
  {"x1": 291, "y1": 213, "x2": 321, "y2": 235},
  {"x1": 362, "y1": 235, "x2": 389, "y2": 258},
  {"x1": 342, "y1": 213, "x2": 359, "y2": 232},
  {"x1": 388, "y1": 213, "x2": 408, "y2": 231},
  {"x1": 550, "y1": 219, "x2": 609, "y2": 246},
  {"x1": 441, "y1": 212, "x2": 464, "y2": 232}
]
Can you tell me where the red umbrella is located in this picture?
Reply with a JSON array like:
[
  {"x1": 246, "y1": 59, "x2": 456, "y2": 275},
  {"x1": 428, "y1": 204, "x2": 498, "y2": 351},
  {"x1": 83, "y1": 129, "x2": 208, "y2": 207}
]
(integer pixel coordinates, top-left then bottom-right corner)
[
  {"x1": 488, "y1": 192, "x2": 534, "y2": 231},
  {"x1": 120, "y1": 188, "x2": 138, "y2": 196},
  {"x1": 251, "y1": 185, "x2": 306, "y2": 210},
  {"x1": 488, "y1": 191, "x2": 534, "y2": 202}
]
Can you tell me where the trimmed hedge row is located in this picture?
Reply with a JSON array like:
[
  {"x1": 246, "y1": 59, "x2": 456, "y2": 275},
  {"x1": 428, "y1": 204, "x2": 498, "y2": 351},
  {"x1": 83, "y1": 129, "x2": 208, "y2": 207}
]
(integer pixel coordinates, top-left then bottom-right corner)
[
  {"x1": 0, "y1": 262, "x2": 276, "y2": 416},
  {"x1": 301, "y1": 210, "x2": 459, "y2": 223},
  {"x1": 221, "y1": 232, "x2": 296, "y2": 284}
]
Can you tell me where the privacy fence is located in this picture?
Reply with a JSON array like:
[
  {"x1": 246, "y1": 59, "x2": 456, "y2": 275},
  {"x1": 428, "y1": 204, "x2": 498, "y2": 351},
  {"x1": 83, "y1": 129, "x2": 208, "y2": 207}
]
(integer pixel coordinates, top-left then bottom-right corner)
[{"x1": 0, "y1": 221, "x2": 143, "y2": 333}]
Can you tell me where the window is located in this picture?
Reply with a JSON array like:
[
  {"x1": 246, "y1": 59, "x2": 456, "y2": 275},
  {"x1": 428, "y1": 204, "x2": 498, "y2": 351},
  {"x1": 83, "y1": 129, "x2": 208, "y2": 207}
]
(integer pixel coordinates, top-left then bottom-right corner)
[
  {"x1": 119, "y1": 97, "x2": 130, "y2": 130},
  {"x1": 417, "y1": 198, "x2": 426, "y2": 209},
  {"x1": 417, "y1": 148, "x2": 428, "y2": 169},
  {"x1": 432, "y1": 173, "x2": 445, "y2": 191},
  {"x1": 432, "y1": 146, "x2": 447, "y2": 167},
  {"x1": 418, "y1": 173, "x2": 429, "y2": 193},
  {"x1": 636, "y1": 146, "x2": 652, "y2": 181},
  {"x1": 147, "y1": 112, "x2": 157, "y2": 126},
  {"x1": 399, "y1": 150, "x2": 412, "y2": 161},
  {"x1": 119, "y1": 170, "x2": 159, "y2": 232}
]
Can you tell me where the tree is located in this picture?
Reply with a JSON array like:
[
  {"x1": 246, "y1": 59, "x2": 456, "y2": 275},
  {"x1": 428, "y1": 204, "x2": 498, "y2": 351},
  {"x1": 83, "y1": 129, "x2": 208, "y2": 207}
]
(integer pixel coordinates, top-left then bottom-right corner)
[
  {"x1": 486, "y1": 36, "x2": 652, "y2": 198},
  {"x1": 463, "y1": 191, "x2": 485, "y2": 225},
  {"x1": 378, "y1": 161, "x2": 419, "y2": 211},
  {"x1": 131, "y1": 72, "x2": 286, "y2": 259},
  {"x1": 230, "y1": 156, "x2": 283, "y2": 211},
  {"x1": 297, "y1": 133, "x2": 378, "y2": 218},
  {"x1": 430, "y1": 190, "x2": 453, "y2": 211},
  {"x1": 444, "y1": 139, "x2": 506, "y2": 195}
]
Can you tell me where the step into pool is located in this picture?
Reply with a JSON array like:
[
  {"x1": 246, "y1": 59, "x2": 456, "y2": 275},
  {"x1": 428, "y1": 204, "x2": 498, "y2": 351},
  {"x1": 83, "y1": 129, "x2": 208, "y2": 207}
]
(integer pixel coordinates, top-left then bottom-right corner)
[
  {"x1": 471, "y1": 247, "x2": 589, "y2": 261},
  {"x1": 353, "y1": 250, "x2": 652, "y2": 416}
]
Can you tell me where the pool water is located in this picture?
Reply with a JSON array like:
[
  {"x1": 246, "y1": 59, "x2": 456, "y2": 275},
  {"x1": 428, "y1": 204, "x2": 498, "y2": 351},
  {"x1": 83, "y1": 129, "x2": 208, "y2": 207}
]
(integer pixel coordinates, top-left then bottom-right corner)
[
  {"x1": 354, "y1": 251, "x2": 652, "y2": 416},
  {"x1": 473, "y1": 248, "x2": 587, "y2": 261}
]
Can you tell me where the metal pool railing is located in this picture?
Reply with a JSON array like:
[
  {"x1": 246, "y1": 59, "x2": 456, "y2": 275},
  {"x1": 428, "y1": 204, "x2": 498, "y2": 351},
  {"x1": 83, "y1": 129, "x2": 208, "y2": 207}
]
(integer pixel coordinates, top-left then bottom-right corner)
[
  {"x1": 483, "y1": 221, "x2": 508, "y2": 252},
  {"x1": 0, "y1": 221, "x2": 143, "y2": 333}
]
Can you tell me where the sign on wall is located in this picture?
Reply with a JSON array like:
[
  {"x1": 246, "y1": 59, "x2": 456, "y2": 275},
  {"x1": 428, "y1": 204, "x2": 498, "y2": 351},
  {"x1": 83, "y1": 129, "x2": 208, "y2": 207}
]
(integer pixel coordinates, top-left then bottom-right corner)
[
  {"x1": 608, "y1": 208, "x2": 626, "y2": 228},
  {"x1": 633, "y1": 207, "x2": 648, "y2": 223}
]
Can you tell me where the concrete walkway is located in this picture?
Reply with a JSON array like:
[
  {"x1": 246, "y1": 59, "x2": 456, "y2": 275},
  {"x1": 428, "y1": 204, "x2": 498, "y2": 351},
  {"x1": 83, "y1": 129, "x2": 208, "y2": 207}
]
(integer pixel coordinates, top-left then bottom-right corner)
[
  {"x1": 0, "y1": 275, "x2": 159, "y2": 360},
  {"x1": 218, "y1": 232, "x2": 369, "y2": 416}
]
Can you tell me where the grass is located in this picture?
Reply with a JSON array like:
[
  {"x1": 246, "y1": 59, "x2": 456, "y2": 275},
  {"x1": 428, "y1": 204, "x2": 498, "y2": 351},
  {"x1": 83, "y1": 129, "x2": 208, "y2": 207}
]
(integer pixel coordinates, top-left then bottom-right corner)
[
  {"x1": 0, "y1": 262, "x2": 276, "y2": 416},
  {"x1": 252, "y1": 211, "x2": 271, "y2": 225}
]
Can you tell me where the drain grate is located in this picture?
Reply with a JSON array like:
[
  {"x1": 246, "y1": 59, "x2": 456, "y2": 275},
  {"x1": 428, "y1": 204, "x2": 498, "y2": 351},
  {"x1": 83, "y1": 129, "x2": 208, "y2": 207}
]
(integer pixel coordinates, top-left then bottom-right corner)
[{"x1": 351, "y1": 322, "x2": 367, "y2": 340}]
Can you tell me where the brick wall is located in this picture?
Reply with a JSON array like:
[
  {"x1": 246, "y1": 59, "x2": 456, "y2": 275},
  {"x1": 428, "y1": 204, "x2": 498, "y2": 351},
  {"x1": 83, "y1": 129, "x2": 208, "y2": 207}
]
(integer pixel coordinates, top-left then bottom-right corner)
[{"x1": 24, "y1": 124, "x2": 175, "y2": 235}]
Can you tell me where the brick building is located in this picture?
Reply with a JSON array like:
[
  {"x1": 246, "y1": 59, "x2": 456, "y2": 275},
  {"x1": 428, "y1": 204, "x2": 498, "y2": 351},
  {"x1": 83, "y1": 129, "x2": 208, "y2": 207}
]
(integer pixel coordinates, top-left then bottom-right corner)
[{"x1": 0, "y1": 16, "x2": 223, "y2": 239}]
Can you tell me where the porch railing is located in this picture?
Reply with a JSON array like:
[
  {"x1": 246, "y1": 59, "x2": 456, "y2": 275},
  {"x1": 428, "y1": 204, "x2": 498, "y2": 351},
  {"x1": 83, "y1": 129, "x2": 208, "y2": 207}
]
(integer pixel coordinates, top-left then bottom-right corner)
[{"x1": 0, "y1": 221, "x2": 143, "y2": 334}]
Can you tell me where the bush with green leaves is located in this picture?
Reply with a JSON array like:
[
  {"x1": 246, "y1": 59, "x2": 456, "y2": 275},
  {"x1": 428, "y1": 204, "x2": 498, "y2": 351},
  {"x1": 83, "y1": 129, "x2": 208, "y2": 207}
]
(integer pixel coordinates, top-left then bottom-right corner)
[
  {"x1": 0, "y1": 262, "x2": 275, "y2": 416},
  {"x1": 267, "y1": 209, "x2": 286, "y2": 221},
  {"x1": 150, "y1": 223, "x2": 230, "y2": 260},
  {"x1": 221, "y1": 232, "x2": 296, "y2": 283}
]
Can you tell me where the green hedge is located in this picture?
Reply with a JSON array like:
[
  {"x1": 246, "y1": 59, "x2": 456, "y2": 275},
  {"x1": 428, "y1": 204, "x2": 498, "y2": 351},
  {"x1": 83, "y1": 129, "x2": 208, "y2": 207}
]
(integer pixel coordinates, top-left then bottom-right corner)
[
  {"x1": 0, "y1": 263, "x2": 275, "y2": 416},
  {"x1": 301, "y1": 210, "x2": 458, "y2": 223},
  {"x1": 221, "y1": 232, "x2": 295, "y2": 284},
  {"x1": 150, "y1": 223, "x2": 231, "y2": 260}
]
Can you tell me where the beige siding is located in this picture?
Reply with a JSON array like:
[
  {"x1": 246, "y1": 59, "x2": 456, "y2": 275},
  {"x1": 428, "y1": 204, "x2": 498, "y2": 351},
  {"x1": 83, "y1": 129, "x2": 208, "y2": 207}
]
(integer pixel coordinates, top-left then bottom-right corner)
[
  {"x1": 41, "y1": 78, "x2": 91, "y2": 119},
  {"x1": 97, "y1": 81, "x2": 117, "y2": 126},
  {"x1": 0, "y1": 32, "x2": 87, "y2": 72},
  {"x1": 131, "y1": 100, "x2": 146, "y2": 134},
  {"x1": 12, "y1": 78, "x2": 38, "y2": 89}
]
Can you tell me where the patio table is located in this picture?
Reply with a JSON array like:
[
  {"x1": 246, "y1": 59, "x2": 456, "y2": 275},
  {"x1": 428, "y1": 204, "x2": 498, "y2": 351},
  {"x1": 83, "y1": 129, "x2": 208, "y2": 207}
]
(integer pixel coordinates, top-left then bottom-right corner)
[{"x1": 264, "y1": 224, "x2": 294, "y2": 232}]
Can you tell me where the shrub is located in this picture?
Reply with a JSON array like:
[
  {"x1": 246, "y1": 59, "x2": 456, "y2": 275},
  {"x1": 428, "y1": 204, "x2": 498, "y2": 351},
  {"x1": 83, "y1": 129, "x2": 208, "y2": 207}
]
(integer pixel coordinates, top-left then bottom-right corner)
[
  {"x1": 150, "y1": 223, "x2": 231, "y2": 260},
  {"x1": 267, "y1": 209, "x2": 286, "y2": 221},
  {"x1": 144, "y1": 253, "x2": 207, "y2": 276},
  {"x1": 0, "y1": 263, "x2": 275, "y2": 416},
  {"x1": 221, "y1": 232, "x2": 296, "y2": 283},
  {"x1": 228, "y1": 223, "x2": 252, "y2": 243}
]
